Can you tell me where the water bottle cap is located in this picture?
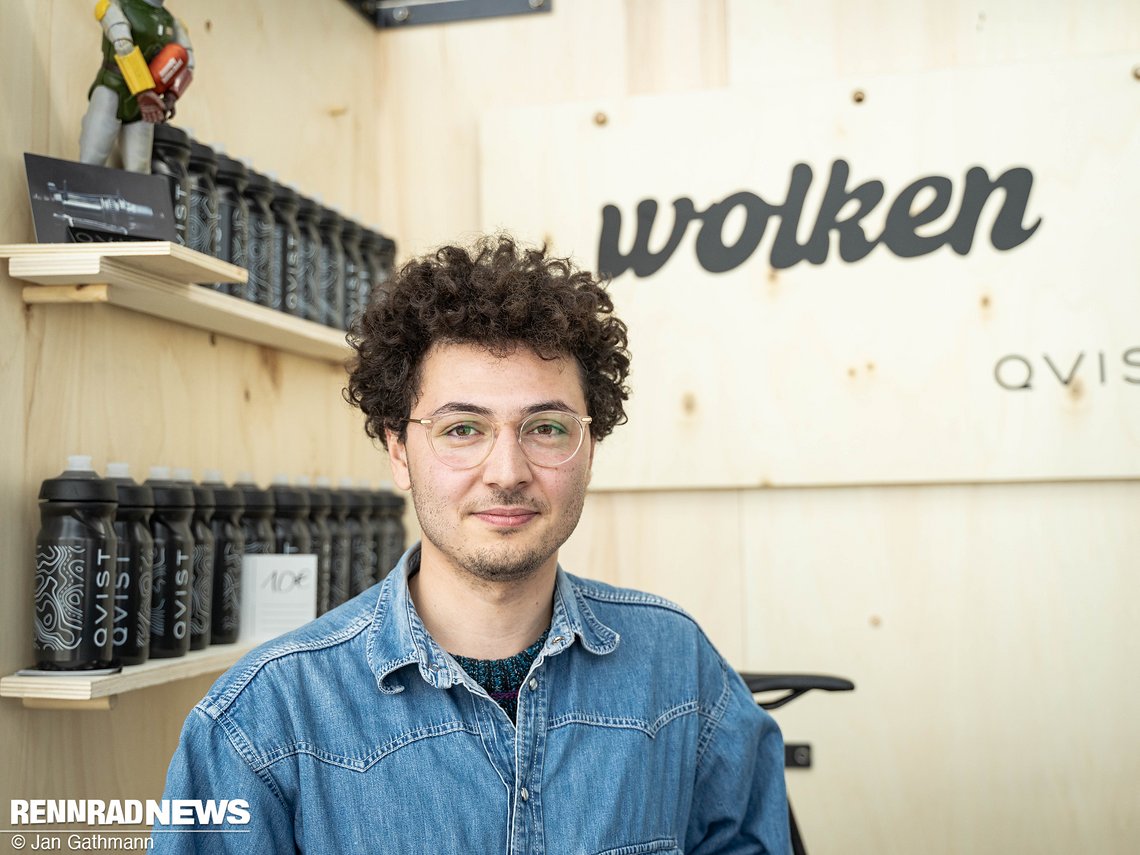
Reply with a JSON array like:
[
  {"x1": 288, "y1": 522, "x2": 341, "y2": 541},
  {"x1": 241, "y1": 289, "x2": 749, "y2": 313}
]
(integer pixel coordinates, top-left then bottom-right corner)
[
  {"x1": 295, "y1": 475, "x2": 311, "y2": 486},
  {"x1": 67, "y1": 454, "x2": 94, "y2": 471},
  {"x1": 235, "y1": 471, "x2": 256, "y2": 484},
  {"x1": 148, "y1": 465, "x2": 171, "y2": 480},
  {"x1": 202, "y1": 468, "x2": 224, "y2": 483},
  {"x1": 315, "y1": 476, "x2": 332, "y2": 488},
  {"x1": 272, "y1": 473, "x2": 291, "y2": 485},
  {"x1": 39, "y1": 457, "x2": 116, "y2": 503},
  {"x1": 338, "y1": 477, "x2": 354, "y2": 489},
  {"x1": 377, "y1": 480, "x2": 395, "y2": 491},
  {"x1": 356, "y1": 478, "x2": 372, "y2": 489},
  {"x1": 106, "y1": 462, "x2": 131, "y2": 478},
  {"x1": 172, "y1": 467, "x2": 194, "y2": 482}
]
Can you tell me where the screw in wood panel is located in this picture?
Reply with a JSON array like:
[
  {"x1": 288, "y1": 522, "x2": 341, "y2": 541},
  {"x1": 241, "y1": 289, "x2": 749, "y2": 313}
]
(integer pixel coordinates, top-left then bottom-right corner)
[
  {"x1": 852, "y1": 89, "x2": 866, "y2": 104},
  {"x1": 1133, "y1": 64, "x2": 1140, "y2": 80},
  {"x1": 204, "y1": 19, "x2": 212, "y2": 33},
  {"x1": 869, "y1": 615, "x2": 882, "y2": 627},
  {"x1": 529, "y1": 0, "x2": 546, "y2": 8},
  {"x1": 593, "y1": 112, "x2": 608, "y2": 127},
  {"x1": 785, "y1": 744, "x2": 812, "y2": 769},
  {"x1": 392, "y1": 6, "x2": 410, "y2": 23}
]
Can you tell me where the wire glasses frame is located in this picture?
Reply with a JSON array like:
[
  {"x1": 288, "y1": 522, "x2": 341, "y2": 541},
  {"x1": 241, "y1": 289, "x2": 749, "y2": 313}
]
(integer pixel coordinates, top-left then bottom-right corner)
[{"x1": 402, "y1": 410, "x2": 593, "y2": 470}]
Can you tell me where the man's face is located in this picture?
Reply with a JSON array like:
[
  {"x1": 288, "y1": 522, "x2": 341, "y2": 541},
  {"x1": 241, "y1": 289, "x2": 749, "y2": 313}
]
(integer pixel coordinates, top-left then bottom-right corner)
[{"x1": 387, "y1": 342, "x2": 594, "y2": 585}]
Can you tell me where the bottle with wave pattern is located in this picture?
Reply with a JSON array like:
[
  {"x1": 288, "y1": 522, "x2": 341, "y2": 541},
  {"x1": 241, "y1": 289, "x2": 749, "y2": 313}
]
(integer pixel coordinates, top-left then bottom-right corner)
[
  {"x1": 372, "y1": 483, "x2": 406, "y2": 585},
  {"x1": 34, "y1": 456, "x2": 118, "y2": 670},
  {"x1": 145, "y1": 467, "x2": 194, "y2": 660},
  {"x1": 105, "y1": 462, "x2": 153, "y2": 667},
  {"x1": 174, "y1": 468, "x2": 215, "y2": 651},
  {"x1": 234, "y1": 474, "x2": 276, "y2": 556},
  {"x1": 323, "y1": 477, "x2": 351, "y2": 611},
  {"x1": 202, "y1": 471, "x2": 245, "y2": 644},
  {"x1": 297, "y1": 476, "x2": 332, "y2": 617},
  {"x1": 342, "y1": 478, "x2": 377, "y2": 598}
]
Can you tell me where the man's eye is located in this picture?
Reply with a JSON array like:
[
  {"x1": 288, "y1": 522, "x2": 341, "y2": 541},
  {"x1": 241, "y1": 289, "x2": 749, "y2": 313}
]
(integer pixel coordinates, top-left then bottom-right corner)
[
  {"x1": 528, "y1": 421, "x2": 568, "y2": 436},
  {"x1": 445, "y1": 423, "x2": 482, "y2": 438}
]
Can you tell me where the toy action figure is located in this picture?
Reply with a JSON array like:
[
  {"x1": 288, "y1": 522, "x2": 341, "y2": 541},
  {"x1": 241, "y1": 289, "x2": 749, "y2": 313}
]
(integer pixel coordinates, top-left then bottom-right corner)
[{"x1": 79, "y1": 0, "x2": 194, "y2": 173}]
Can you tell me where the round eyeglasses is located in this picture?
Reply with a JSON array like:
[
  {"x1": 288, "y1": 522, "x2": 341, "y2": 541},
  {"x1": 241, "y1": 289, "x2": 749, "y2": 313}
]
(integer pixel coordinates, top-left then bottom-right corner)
[{"x1": 403, "y1": 410, "x2": 593, "y2": 470}]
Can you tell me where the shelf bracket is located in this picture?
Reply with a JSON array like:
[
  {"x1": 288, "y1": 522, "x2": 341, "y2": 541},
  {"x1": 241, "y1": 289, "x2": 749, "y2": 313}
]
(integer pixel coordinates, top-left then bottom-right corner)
[
  {"x1": 21, "y1": 696, "x2": 117, "y2": 711},
  {"x1": 22, "y1": 283, "x2": 110, "y2": 304}
]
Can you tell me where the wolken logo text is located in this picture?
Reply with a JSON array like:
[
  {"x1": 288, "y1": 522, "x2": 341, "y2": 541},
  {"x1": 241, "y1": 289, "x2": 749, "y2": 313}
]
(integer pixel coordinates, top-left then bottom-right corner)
[{"x1": 598, "y1": 159, "x2": 1041, "y2": 278}]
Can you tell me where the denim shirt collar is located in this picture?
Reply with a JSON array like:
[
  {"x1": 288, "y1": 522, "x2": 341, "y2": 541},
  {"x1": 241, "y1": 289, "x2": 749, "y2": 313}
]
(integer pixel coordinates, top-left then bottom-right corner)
[{"x1": 367, "y1": 542, "x2": 620, "y2": 695}]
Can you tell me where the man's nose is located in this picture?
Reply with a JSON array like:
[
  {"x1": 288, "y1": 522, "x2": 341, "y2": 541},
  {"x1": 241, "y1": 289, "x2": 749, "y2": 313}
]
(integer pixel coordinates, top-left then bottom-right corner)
[{"x1": 481, "y1": 428, "x2": 532, "y2": 489}]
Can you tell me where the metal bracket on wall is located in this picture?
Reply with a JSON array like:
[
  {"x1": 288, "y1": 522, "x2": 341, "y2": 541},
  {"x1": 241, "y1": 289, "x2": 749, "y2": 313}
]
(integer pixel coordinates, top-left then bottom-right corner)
[{"x1": 344, "y1": 0, "x2": 552, "y2": 29}]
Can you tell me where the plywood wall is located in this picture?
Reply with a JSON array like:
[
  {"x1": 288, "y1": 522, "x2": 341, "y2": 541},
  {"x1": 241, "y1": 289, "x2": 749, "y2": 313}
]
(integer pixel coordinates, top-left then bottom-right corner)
[
  {"x1": 2, "y1": 2, "x2": 1137, "y2": 854},
  {"x1": 0, "y1": 0, "x2": 390, "y2": 820},
  {"x1": 376, "y1": 2, "x2": 1140, "y2": 853}
]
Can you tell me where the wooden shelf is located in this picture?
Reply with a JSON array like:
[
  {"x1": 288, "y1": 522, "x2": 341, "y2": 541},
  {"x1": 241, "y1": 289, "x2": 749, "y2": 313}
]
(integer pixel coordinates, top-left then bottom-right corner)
[
  {"x1": 0, "y1": 242, "x2": 352, "y2": 363},
  {"x1": 0, "y1": 642, "x2": 258, "y2": 710}
]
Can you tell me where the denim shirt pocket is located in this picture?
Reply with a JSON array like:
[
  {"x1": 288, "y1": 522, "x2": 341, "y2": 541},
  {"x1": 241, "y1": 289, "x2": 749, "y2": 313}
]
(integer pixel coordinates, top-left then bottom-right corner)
[{"x1": 591, "y1": 838, "x2": 681, "y2": 855}]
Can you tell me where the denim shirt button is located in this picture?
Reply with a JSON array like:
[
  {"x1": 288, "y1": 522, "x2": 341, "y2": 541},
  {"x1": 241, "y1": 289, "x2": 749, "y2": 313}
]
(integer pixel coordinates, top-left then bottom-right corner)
[
  {"x1": 428, "y1": 663, "x2": 440, "y2": 672},
  {"x1": 551, "y1": 635, "x2": 565, "y2": 645},
  {"x1": 529, "y1": 678, "x2": 538, "y2": 691},
  {"x1": 519, "y1": 787, "x2": 529, "y2": 802}
]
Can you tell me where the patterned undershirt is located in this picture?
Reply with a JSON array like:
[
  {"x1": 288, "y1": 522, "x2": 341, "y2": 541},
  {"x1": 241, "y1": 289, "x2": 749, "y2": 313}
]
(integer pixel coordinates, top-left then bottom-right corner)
[{"x1": 451, "y1": 631, "x2": 549, "y2": 723}]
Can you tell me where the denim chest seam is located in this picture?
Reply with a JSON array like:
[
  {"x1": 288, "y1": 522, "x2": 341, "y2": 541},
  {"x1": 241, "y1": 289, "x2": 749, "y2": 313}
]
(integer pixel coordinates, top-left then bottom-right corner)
[
  {"x1": 208, "y1": 612, "x2": 374, "y2": 713},
  {"x1": 694, "y1": 662, "x2": 732, "y2": 768},
  {"x1": 249, "y1": 720, "x2": 482, "y2": 773},
  {"x1": 547, "y1": 698, "x2": 699, "y2": 737},
  {"x1": 207, "y1": 708, "x2": 291, "y2": 812}
]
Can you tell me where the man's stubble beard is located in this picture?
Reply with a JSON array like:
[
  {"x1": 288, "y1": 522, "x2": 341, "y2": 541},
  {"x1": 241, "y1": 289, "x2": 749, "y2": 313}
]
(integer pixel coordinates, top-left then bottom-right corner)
[{"x1": 408, "y1": 468, "x2": 589, "y2": 585}]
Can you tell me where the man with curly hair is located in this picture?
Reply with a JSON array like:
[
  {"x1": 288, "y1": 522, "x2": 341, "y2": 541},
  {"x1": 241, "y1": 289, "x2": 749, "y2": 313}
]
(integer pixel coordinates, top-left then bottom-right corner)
[{"x1": 156, "y1": 235, "x2": 789, "y2": 854}]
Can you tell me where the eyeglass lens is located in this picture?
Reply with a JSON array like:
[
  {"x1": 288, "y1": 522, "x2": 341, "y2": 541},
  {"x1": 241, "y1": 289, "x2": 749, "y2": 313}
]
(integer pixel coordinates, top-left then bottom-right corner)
[{"x1": 427, "y1": 411, "x2": 585, "y2": 468}]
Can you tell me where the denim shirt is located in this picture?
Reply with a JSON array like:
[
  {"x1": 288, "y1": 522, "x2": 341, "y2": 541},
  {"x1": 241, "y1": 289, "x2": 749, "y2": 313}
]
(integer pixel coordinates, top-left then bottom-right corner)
[{"x1": 155, "y1": 545, "x2": 790, "y2": 854}]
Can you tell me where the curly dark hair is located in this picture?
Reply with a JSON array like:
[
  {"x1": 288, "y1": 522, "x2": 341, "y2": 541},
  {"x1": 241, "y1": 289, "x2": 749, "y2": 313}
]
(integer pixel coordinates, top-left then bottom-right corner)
[{"x1": 345, "y1": 234, "x2": 631, "y2": 448}]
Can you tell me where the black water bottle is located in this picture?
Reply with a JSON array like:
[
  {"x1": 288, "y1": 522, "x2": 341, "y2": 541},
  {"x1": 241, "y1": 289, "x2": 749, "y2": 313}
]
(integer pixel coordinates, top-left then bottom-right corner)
[
  {"x1": 271, "y1": 477, "x2": 312, "y2": 555},
  {"x1": 341, "y1": 219, "x2": 365, "y2": 330},
  {"x1": 298, "y1": 477, "x2": 332, "y2": 616},
  {"x1": 202, "y1": 470, "x2": 245, "y2": 644},
  {"x1": 187, "y1": 140, "x2": 220, "y2": 267},
  {"x1": 270, "y1": 182, "x2": 302, "y2": 316},
  {"x1": 144, "y1": 467, "x2": 194, "y2": 659},
  {"x1": 323, "y1": 477, "x2": 351, "y2": 610},
  {"x1": 150, "y1": 124, "x2": 191, "y2": 246},
  {"x1": 235, "y1": 474, "x2": 276, "y2": 554},
  {"x1": 215, "y1": 154, "x2": 249, "y2": 298},
  {"x1": 243, "y1": 171, "x2": 277, "y2": 308},
  {"x1": 296, "y1": 196, "x2": 322, "y2": 323},
  {"x1": 105, "y1": 462, "x2": 153, "y2": 667},
  {"x1": 175, "y1": 468, "x2": 215, "y2": 651},
  {"x1": 372, "y1": 484, "x2": 406, "y2": 583},
  {"x1": 33, "y1": 456, "x2": 118, "y2": 671},
  {"x1": 342, "y1": 479, "x2": 376, "y2": 597},
  {"x1": 360, "y1": 229, "x2": 397, "y2": 307},
  {"x1": 317, "y1": 206, "x2": 345, "y2": 329}
]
